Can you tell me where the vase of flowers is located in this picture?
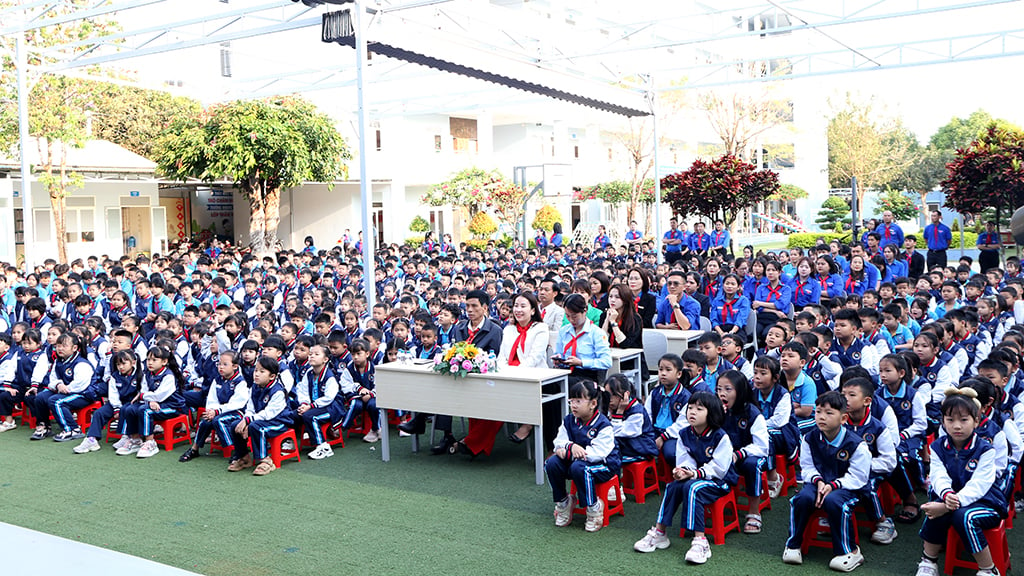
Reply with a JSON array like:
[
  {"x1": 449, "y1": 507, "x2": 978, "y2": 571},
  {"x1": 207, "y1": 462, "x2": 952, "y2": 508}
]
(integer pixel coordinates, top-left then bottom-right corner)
[{"x1": 433, "y1": 341, "x2": 495, "y2": 378}]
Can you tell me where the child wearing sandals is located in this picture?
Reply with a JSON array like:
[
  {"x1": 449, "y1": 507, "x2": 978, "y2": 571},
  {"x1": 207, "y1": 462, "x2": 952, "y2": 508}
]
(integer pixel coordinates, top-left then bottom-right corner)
[
  {"x1": 751, "y1": 355, "x2": 800, "y2": 499},
  {"x1": 547, "y1": 379, "x2": 621, "y2": 533},
  {"x1": 915, "y1": 388, "x2": 1008, "y2": 576},
  {"x1": 717, "y1": 369, "x2": 770, "y2": 534},
  {"x1": 782, "y1": 390, "x2": 871, "y2": 572},
  {"x1": 603, "y1": 374, "x2": 657, "y2": 464},
  {"x1": 228, "y1": 356, "x2": 294, "y2": 476},
  {"x1": 633, "y1": 391, "x2": 736, "y2": 565}
]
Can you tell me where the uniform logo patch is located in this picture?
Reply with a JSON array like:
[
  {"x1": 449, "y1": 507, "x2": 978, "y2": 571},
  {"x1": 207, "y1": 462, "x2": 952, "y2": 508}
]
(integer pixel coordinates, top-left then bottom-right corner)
[
  {"x1": 852, "y1": 352, "x2": 861, "y2": 361},
  {"x1": 587, "y1": 427, "x2": 598, "y2": 439},
  {"x1": 837, "y1": 449, "x2": 850, "y2": 462},
  {"x1": 927, "y1": 372, "x2": 937, "y2": 382},
  {"x1": 705, "y1": 445, "x2": 715, "y2": 458},
  {"x1": 863, "y1": 433, "x2": 875, "y2": 445},
  {"x1": 673, "y1": 401, "x2": 684, "y2": 413},
  {"x1": 966, "y1": 459, "x2": 978, "y2": 472},
  {"x1": 738, "y1": 418, "x2": 748, "y2": 430},
  {"x1": 901, "y1": 400, "x2": 911, "y2": 411}
]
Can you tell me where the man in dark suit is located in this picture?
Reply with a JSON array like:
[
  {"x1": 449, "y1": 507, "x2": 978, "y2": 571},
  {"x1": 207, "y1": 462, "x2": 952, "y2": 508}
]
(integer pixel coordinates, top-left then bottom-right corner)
[
  {"x1": 398, "y1": 290, "x2": 504, "y2": 454},
  {"x1": 902, "y1": 235, "x2": 926, "y2": 280}
]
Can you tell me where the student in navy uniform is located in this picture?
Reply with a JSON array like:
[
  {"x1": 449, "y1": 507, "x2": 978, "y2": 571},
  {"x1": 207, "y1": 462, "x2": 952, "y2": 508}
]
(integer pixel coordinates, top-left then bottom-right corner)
[
  {"x1": 33, "y1": 333, "x2": 96, "y2": 442},
  {"x1": 546, "y1": 379, "x2": 621, "y2": 533},
  {"x1": 877, "y1": 353, "x2": 926, "y2": 523},
  {"x1": 840, "y1": 378, "x2": 900, "y2": 546},
  {"x1": 228, "y1": 356, "x2": 295, "y2": 476},
  {"x1": 751, "y1": 355, "x2": 799, "y2": 499},
  {"x1": 297, "y1": 344, "x2": 346, "y2": 460},
  {"x1": 340, "y1": 338, "x2": 379, "y2": 443},
  {"x1": 0, "y1": 329, "x2": 38, "y2": 432},
  {"x1": 716, "y1": 370, "x2": 770, "y2": 534},
  {"x1": 116, "y1": 345, "x2": 187, "y2": 458},
  {"x1": 783, "y1": 390, "x2": 871, "y2": 572},
  {"x1": 604, "y1": 374, "x2": 657, "y2": 463},
  {"x1": 915, "y1": 388, "x2": 1007, "y2": 576},
  {"x1": 73, "y1": 349, "x2": 142, "y2": 454},
  {"x1": 179, "y1": 351, "x2": 249, "y2": 462},
  {"x1": 632, "y1": 391, "x2": 736, "y2": 565}
]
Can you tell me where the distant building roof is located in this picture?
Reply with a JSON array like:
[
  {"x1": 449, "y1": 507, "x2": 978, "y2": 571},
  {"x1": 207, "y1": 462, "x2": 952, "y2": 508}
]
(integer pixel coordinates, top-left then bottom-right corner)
[{"x1": 0, "y1": 138, "x2": 156, "y2": 174}]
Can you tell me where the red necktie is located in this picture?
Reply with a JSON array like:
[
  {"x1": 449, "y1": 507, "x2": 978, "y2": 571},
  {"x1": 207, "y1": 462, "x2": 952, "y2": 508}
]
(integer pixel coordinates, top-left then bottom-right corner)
[
  {"x1": 933, "y1": 226, "x2": 938, "y2": 244},
  {"x1": 767, "y1": 284, "x2": 782, "y2": 300},
  {"x1": 721, "y1": 298, "x2": 736, "y2": 323},
  {"x1": 820, "y1": 276, "x2": 828, "y2": 290},
  {"x1": 884, "y1": 225, "x2": 891, "y2": 239},
  {"x1": 508, "y1": 323, "x2": 531, "y2": 366},
  {"x1": 846, "y1": 277, "x2": 856, "y2": 292},
  {"x1": 564, "y1": 330, "x2": 584, "y2": 357},
  {"x1": 796, "y1": 280, "x2": 806, "y2": 298},
  {"x1": 467, "y1": 327, "x2": 479, "y2": 343}
]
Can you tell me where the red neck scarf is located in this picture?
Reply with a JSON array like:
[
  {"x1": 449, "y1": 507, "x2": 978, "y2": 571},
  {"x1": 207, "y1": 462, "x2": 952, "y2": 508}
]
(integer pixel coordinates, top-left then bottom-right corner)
[{"x1": 508, "y1": 322, "x2": 532, "y2": 366}]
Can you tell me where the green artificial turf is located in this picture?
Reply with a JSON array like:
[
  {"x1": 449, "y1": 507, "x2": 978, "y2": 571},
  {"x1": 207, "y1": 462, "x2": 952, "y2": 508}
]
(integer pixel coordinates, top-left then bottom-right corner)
[{"x1": 0, "y1": 425, "x2": 1018, "y2": 576}]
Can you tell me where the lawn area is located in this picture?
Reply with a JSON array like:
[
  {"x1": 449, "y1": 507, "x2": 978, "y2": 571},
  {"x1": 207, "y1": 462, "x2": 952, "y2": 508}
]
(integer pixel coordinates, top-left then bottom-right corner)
[{"x1": 0, "y1": 426, "x2": 1017, "y2": 576}]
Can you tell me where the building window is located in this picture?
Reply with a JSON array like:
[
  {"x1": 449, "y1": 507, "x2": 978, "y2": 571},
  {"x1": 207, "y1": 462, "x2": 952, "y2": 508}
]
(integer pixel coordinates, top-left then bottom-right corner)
[
  {"x1": 574, "y1": 145, "x2": 579, "y2": 159},
  {"x1": 375, "y1": 129, "x2": 382, "y2": 152},
  {"x1": 434, "y1": 135, "x2": 442, "y2": 152},
  {"x1": 64, "y1": 207, "x2": 95, "y2": 243},
  {"x1": 450, "y1": 117, "x2": 477, "y2": 155}
]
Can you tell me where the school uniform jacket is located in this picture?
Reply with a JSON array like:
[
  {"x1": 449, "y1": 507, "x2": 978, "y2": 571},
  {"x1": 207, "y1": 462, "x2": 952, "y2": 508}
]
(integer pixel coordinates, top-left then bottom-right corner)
[
  {"x1": 674, "y1": 425, "x2": 738, "y2": 485},
  {"x1": 929, "y1": 433, "x2": 1007, "y2": 514},
  {"x1": 553, "y1": 411, "x2": 621, "y2": 472},
  {"x1": 106, "y1": 368, "x2": 141, "y2": 408},
  {"x1": 140, "y1": 367, "x2": 185, "y2": 410},
  {"x1": 844, "y1": 409, "x2": 897, "y2": 476},
  {"x1": 0, "y1": 348, "x2": 16, "y2": 388},
  {"x1": 723, "y1": 403, "x2": 770, "y2": 460},
  {"x1": 206, "y1": 370, "x2": 250, "y2": 413},
  {"x1": 49, "y1": 353, "x2": 96, "y2": 397},
  {"x1": 609, "y1": 399, "x2": 659, "y2": 459},
  {"x1": 245, "y1": 380, "x2": 292, "y2": 425},
  {"x1": 799, "y1": 427, "x2": 871, "y2": 490},
  {"x1": 877, "y1": 381, "x2": 928, "y2": 442},
  {"x1": 645, "y1": 382, "x2": 690, "y2": 432},
  {"x1": 296, "y1": 365, "x2": 341, "y2": 408}
]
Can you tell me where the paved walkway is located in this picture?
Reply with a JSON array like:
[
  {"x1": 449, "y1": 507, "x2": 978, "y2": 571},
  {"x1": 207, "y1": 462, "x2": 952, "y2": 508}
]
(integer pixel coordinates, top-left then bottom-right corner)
[{"x1": 0, "y1": 522, "x2": 201, "y2": 575}]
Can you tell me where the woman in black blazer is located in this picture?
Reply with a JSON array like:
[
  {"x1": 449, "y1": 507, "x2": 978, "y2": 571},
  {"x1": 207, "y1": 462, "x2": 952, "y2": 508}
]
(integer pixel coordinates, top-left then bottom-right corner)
[
  {"x1": 626, "y1": 266, "x2": 657, "y2": 329},
  {"x1": 600, "y1": 283, "x2": 648, "y2": 383}
]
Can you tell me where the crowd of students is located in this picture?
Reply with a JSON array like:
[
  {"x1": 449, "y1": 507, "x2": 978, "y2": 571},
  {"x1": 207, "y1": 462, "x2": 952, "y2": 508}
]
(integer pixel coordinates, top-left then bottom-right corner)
[{"x1": 0, "y1": 221, "x2": 1019, "y2": 575}]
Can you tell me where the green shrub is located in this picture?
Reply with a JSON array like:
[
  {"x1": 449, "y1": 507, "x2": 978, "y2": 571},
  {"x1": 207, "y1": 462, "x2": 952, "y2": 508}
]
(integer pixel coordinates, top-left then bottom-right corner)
[
  {"x1": 404, "y1": 235, "x2": 425, "y2": 247},
  {"x1": 409, "y1": 215, "x2": 431, "y2": 233},
  {"x1": 464, "y1": 239, "x2": 490, "y2": 251},
  {"x1": 787, "y1": 232, "x2": 851, "y2": 249}
]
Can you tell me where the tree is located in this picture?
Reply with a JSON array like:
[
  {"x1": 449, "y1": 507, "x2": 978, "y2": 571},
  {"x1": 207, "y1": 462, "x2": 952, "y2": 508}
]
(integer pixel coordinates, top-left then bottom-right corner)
[
  {"x1": 827, "y1": 94, "x2": 915, "y2": 210},
  {"x1": 154, "y1": 96, "x2": 350, "y2": 255},
  {"x1": 484, "y1": 179, "x2": 526, "y2": 232},
  {"x1": 942, "y1": 125, "x2": 1024, "y2": 233},
  {"x1": 90, "y1": 83, "x2": 201, "y2": 159},
  {"x1": 816, "y1": 196, "x2": 851, "y2": 231},
  {"x1": 768, "y1": 183, "x2": 808, "y2": 202},
  {"x1": 930, "y1": 109, "x2": 1022, "y2": 151},
  {"x1": 661, "y1": 155, "x2": 780, "y2": 227},
  {"x1": 531, "y1": 205, "x2": 562, "y2": 232},
  {"x1": 874, "y1": 189, "x2": 918, "y2": 221},
  {"x1": 422, "y1": 167, "x2": 502, "y2": 217},
  {"x1": 409, "y1": 215, "x2": 431, "y2": 233},
  {"x1": 467, "y1": 211, "x2": 497, "y2": 238},
  {"x1": 700, "y1": 86, "x2": 791, "y2": 160},
  {"x1": 891, "y1": 144, "x2": 954, "y2": 225}
]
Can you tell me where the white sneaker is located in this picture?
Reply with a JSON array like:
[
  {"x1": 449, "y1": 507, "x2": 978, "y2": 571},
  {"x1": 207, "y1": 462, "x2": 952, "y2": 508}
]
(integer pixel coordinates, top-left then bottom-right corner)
[
  {"x1": 136, "y1": 439, "x2": 160, "y2": 458},
  {"x1": 363, "y1": 429, "x2": 380, "y2": 443},
  {"x1": 634, "y1": 526, "x2": 671, "y2": 552},
  {"x1": 684, "y1": 537, "x2": 712, "y2": 564},
  {"x1": 281, "y1": 439, "x2": 295, "y2": 452},
  {"x1": 870, "y1": 518, "x2": 897, "y2": 544},
  {"x1": 584, "y1": 499, "x2": 605, "y2": 532},
  {"x1": 976, "y1": 568, "x2": 1000, "y2": 576},
  {"x1": 554, "y1": 494, "x2": 575, "y2": 527},
  {"x1": 116, "y1": 439, "x2": 142, "y2": 456},
  {"x1": 767, "y1": 474, "x2": 784, "y2": 499},
  {"x1": 308, "y1": 443, "x2": 334, "y2": 460},
  {"x1": 915, "y1": 558, "x2": 939, "y2": 576},
  {"x1": 783, "y1": 548, "x2": 803, "y2": 565},
  {"x1": 0, "y1": 420, "x2": 17, "y2": 432},
  {"x1": 73, "y1": 437, "x2": 100, "y2": 453},
  {"x1": 153, "y1": 424, "x2": 164, "y2": 434},
  {"x1": 112, "y1": 436, "x2": 129, "y2": 451},
  {"x1": 829, "y1": 547, "x2": 864, "y2": 572}
]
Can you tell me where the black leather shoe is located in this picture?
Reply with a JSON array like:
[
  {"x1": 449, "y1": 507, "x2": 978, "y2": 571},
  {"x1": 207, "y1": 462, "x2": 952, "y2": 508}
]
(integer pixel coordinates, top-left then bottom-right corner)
[
  {"x1": 430, "y1": 433, "x2": 456, "y2": 455},
  {"x1": 398, "y1": 420, "x2": 425, "y2": 435},
  {"x1": 179, "y1": 447, "x2": 200, "y2": 462},
  {"x1": 508, "y1": 430, "x2": 532, "y2": 444}
]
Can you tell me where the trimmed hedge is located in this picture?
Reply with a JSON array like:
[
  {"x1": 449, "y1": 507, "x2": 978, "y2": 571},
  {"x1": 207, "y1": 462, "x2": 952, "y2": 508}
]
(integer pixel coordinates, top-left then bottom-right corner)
[
  {"x1": 404, "y1": 235, "x2": 425, "y2": 247},
  {"x1": 787, "y1": 231, "x2": 981, "y2": 249}
]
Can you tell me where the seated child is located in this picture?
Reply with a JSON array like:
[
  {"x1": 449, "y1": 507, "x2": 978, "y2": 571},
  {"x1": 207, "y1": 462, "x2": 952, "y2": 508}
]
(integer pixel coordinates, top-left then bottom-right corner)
[
  {"x1": 179, "y1": 351, "x2": 249, "y2": 462},
  {"x1": 73, "y1": 349, "x2": 141, "y2": 454},
  {"x1": 633, "y1": 391, "x2": 736, "y2": 565},
  {"x1": 339, "y1": 338, "x2": 380, "y2": 443},
  {"x1": 546, "y1": 379, "x2": 621, "y2": 533},
  {"x1": 604, "y1": 374, "x2": 657, "y2": 464},
  {"x1": 296, "y1": 344, "x2": 346, "y2": 460},
  {"x1": 841, "y1": 377, "x2": 899, "y2": 545},
  {"x1": 752, "y1": 355, "x2": 799, "y2": 498},
  {"x1": 877, "y1": 353, "x2": 926, "y2": 523},
  {"x1": 783, "y1": 390, "x2": 871, "y2": 572},
  {"x1": 717, "y1": 370, "x2": 770, "y2": 534},
  {"x1": 647, "y1": 354, "x2": 688, "y2": 466},
  {"x1": 227, "y1": 356, "x2": 295, "y2": 475},
  {"x1": 915, "y1": 388, "x2": 1008, "y2": 576},
  {"x1": 116, "y1": 345, "x2": 187, "y2": 458}
]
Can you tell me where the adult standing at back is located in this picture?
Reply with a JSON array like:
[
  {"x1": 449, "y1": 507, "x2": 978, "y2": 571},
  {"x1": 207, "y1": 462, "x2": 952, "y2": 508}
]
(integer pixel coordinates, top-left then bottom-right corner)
[
  {"x1": 977, "y1": 220, "x2": 1002, "y2": 273},
  {"x1": 922, "y1": 209, "x2": 952, "y2": 270},
  {"x1": 663, "y1": 218, "x2": 685, "y2": 265},
  {"x1": 878, "y1": 210, "x2": 904, "y2": 250},
  {"x1": 625, "y1": 221, "x2": 644, "y2": 247}
]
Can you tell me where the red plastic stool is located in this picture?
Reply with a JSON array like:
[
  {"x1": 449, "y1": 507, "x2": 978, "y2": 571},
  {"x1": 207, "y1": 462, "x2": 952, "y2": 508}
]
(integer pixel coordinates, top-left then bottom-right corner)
[
  {"x1": 265, "y1": 428, "x2": 301, "y2": 469},
  {"x1": 20, "y1": 403, "x2": 36, "y2": 428},
  {"x1": 656, "y1": 453, "x2": 673, "y2": 485},
  {"x1": 208, "y1": 433, "x2": 234, "y2": 457},
  {"x1": 776, "y1": 454, "x2": 797, "y2": 495},
  {"x1": 11, "y1": 402, "x2": 23, "y2": 418},
  {"x1": 301, "y1": 421, "x2": 345, "y2": 449},
  {"x1": 944, "y1": 520, "x2": 1009, "y2": 576},
  {"x1": 679, "y1": 490, "x2": 741, "y2": 545},
  {"x1": 345, "y1": 412, "x2": 374, "y2": 437},
  {"x1": 73, "y1": 401, "x2": 102, "y2": 430},
  {"x1": 621, "y1": 459, "x2": 661, "y2": 504},
  {"x1": 801, "y1": 509, "x2": 859, "y2": 554},
  {"x1": 156, "y1": 414, "x2": 192, "y2": 451},
  {"x1": 877, "y1": 481, "x2": 899, "y2": 517},
  {"x1": 736, "y1": 471, "x2": 772, "y2": 515},
  {"x1": 569, "y1": 476, "x2": 625, "y2": 527}
]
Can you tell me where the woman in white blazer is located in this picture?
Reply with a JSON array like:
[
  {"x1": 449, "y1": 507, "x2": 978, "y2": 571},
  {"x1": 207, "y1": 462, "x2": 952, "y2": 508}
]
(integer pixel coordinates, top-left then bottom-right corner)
[{"x1": 452, "y1": 292, "x2": 548, "y2": 457}]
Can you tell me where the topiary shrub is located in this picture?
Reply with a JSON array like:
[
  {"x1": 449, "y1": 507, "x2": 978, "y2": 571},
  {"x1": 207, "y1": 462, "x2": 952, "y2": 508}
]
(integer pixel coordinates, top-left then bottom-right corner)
[
  {"x1": 409, "y1": 215, "x2": 431, "y2": 233},
  {"x1": 468, "y1": 212, "x2": 497, "y2": 238},
  {"x1": 531, "y1": 205, "x2": 562, "y2": 233}
]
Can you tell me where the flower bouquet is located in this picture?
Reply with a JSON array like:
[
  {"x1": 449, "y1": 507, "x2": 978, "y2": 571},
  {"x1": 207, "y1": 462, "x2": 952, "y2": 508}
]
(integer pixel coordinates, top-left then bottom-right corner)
[{"x1": 433, "y1": 341, "x2": 495, "y2": 378}]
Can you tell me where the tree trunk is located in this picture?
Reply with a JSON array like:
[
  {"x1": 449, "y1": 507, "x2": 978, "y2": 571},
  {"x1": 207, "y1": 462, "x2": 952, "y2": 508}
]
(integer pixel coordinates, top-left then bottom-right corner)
[
  {"x1": 264, "y1": 185, "x2": 281, "y2": 254},
  {"x1": 51, "y1": 192, "x2": 67, "y2": 264},
  {"x1": 246, "y1": 180, "x2": 267, "y2": 257}
]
